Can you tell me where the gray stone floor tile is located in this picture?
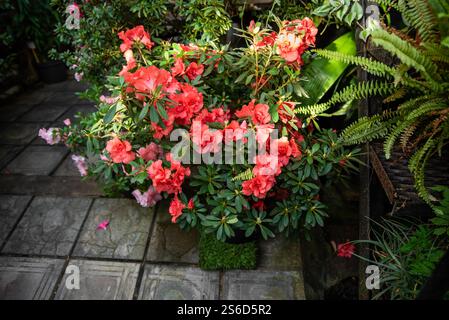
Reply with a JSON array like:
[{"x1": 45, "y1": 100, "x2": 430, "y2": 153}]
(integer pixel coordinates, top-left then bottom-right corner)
[
  {"x1": 147, "y1": 201, "x2": 199, "y2": 264},
  {"x1": 3, "y1": 146, "x2": 68, "y2": 175},
  {"x1": 0, "y1": 257, "x2": 64, "y2": 300},
  {"x1": 52, "y1": 155, "x2": 80, "y2": 177},
  {"x1": 222, "y1": 270, "x2": 305, "y2": 300},
  {"x1": 0, "y1": 145, "x2": 24, "y2": 169},
  {"x1": 73, "y1": 198, "x2": 153, "y2": 260},
  {"x1": 55, "y1": 260, "x2": 139, "y2": 300},
  {"x1": 0, "y1": 122, "x2": 48, "y2": 145},
  {"x1": 2, "y1": 197, "x2": 92, "y2": 256},
  {"x1": 0, "y1": 104, "x2": 35, "y2": 122},
  {"x1": 12, "y1": 91, "x2": 50, "y2": 106},
  {"x1": 0, "y1": 195, "x2": 32, "y2": 245},
  {"x1": 138, "y1": 265, "x2": 219, "y2": 300},
  {"x1": 258, "y1": 235, "x2": 302, "y2": 270},
  {"x1": 18, "y1": 104, "x2": 71, "y2": 122}
]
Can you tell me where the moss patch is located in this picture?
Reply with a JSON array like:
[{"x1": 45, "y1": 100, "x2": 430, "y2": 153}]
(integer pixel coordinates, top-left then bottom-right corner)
[{"x1": 199, "y1": 232, "x2": 257, "y2": 270}]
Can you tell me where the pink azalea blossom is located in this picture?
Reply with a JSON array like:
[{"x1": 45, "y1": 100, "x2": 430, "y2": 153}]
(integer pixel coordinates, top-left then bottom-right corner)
[
  {"x1": 97, "y1": 219, "x2": 110, "y2": 230},
  {"x1": 137, "y1": 142, "x2": 163, "y2": 162},
  {"x1": 74, "y1": 72, "x2": 83, "y2": 82},
  {"x1": 99, "y1": 95, "x2": 120, "y2": 104},
  {"x1": 38, "y1": 128, "x2": 61, "y2": 145},
  {"x1": 71, "y1": 154, "x2": 88, "y2": 176},
  {"x1": 132, "y1": 186, "x2": 162, "y2": 207},
  {"x1": 63, "y1": 118, "x2": 71, "y2": 126}
]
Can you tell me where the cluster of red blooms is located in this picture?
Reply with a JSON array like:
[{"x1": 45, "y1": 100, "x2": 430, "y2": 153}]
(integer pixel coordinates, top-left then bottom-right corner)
[
  {"x1": 102, "y1": 24, "x2": 312, "y2": 223},
  {"x1": 251, "y1": 17, "x2": 318, "y2": 66}
]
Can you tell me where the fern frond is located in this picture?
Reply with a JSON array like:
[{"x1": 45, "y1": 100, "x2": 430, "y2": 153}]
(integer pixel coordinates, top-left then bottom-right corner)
[
  {"x1": 370, "y1": 28, "x2": 440, "y2": 82},
  {"x1": 422, "y1": 43, "x2": 449, "y2": 64},
  {"x1": 383, "y1": 118, "x2": 417, "y2": 159},
  {"x1": 383, "y1": 88, "x2": 407, "y2": 103},
  {"x1": 409, "y1": 137, "x2": 437, "y2": 206},
  {"x1": 313, "y1": 49, "x2": 395, "y2": 78},
  {"x1": 399, "y1": 0, "x2": 439, "y2": 43},
  {"x1": 400, "y1": 124, "x2": 417, "y2": 150},
  {"x1": 231, "y1": 168, "x2": 254, "y2": 181},
  {"x1": 406, "y1": 99, "x2": 446, "y2": 121},
  {"x1": 295, "y1": 81, "x2": 394, "y2": 116},
  {"x1": 371, "y1": 0, "x2": 400, "y2": 11},
  {"x1": 340, "y1": 110, "x2": 399, "y2": 145}
]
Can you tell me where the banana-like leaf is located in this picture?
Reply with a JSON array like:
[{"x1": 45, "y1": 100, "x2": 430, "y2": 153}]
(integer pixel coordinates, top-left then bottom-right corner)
[{"x1": 298, "y1": 32, "x2": 356, "y2": 105}]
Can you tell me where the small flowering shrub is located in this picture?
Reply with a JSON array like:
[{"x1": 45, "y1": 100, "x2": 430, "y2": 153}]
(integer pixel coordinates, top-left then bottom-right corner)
[{"x1": 47, "y1": 20, "x2": 360, "y2": 241}]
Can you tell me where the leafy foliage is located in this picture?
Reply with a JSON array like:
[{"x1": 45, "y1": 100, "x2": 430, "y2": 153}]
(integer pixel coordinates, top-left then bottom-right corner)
[
  {"x1": 353, "y1": 218, "x2": 448, "y2": 300},
  {"x1": 313, "y1": 0, "x2": 449, "y2": 207}
]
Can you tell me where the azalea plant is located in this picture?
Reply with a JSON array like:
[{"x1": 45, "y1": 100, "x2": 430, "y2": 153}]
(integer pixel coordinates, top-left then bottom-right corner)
[{"x1": 42, "y1": 19, "x2": 360, "y2": 242}]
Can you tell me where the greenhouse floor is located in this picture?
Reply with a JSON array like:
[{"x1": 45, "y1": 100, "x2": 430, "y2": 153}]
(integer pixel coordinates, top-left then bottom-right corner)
[{"x1": 0, "y1": 80, "x2": 305, "y2": 300}]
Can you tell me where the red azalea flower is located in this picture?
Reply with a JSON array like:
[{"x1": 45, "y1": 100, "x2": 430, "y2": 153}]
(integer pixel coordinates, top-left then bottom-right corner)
[
  {"x1": 185, "y1": 62, "x2": 204, "y2": 80},
  {"x1": 256, "y1": 32, "x2": 277, "y2": 48},
  {"x1": 224, "y1": 120, "x2": 247, "y2": 143},
  {"x1": 253, "y1": 154, "x2": 281, "y2": 177},
  {"x1": 290, "y1": 138, "x2": 302, "y2": 159},
  {"x1": 168, "y1": 83, "x2": 203, "y2": 125},
  {"x1": 337, "y1": 242, "x2": 355, "y2": 258},
  {"x1": 187, "y1": 198, "x2": 195, "y2": 210},
  {"x1": 194, "y1": 107, "x2": 230, "y2": 124},
  {"x1": 235, "y1": 100, "x2": 271, "y2": 125},
  {"x1": 169, "y1": 195, "x2": 185, "y2": 223},
  {"x1": 191, "y1": 123, "x2": 223, "y2": 154},
  {"x1": 271, "y1": 137, "x2": 292, "y2": 167},
  {"x1": 171, "y1": 58, "x2": 185, "y2": 77},
  {"x1": 118, "y1": 25, "x2": 154, "y2": 53},
  {"x1": 252, "y1": 200, "x2": 266, "y2": 211},
  {"x1": 147, "y1": 154, "x2": 190, "y2": 194},
  {"x1": 242, "y1": 175, "x2": 276, "y2": 199},
  {"x1": 105, "y1": 137, "x2": 135, "y2": 164}
]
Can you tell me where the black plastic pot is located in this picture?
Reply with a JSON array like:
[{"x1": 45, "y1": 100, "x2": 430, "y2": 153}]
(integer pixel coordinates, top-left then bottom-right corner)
[{"x1": 36, "y1": 60, "x2": 67, "y2": 84}]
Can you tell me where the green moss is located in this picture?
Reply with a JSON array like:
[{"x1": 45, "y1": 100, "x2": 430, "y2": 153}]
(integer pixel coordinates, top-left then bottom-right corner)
[{"x1": 198, "y1": 232, "x2": 257, "y2": 270}]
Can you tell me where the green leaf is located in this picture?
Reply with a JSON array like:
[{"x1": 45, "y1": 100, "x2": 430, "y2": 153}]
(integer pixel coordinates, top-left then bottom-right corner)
[
  {"x1": 149, "y1": 106, "x2": 159, "y2": 123},
  {"x1": 299, "y1": 32, "x2": 356, "y2": 105},
  {"x1": 139, "y1": 103, "x2": 150, "y2": 121},
  {"x1": 104, "y1": 104, "x2": 117, "y2": 123}
]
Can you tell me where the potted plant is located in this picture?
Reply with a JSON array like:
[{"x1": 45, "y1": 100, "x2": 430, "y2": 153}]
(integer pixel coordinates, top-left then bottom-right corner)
[{"x1": 39, "y1": 16, "x2": 360, "y2": 243}]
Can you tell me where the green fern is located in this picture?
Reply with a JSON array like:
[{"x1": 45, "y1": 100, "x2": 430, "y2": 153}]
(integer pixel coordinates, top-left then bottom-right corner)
[
  {"x1": 231, "y1": 168, "x2": 254, "y2": 181},
  {"x1": 313, "y1": 49, "x2": 396, "y2": 78},
  {"x1": 295, "y1": 81, "x2": 394, "y2": 116}
]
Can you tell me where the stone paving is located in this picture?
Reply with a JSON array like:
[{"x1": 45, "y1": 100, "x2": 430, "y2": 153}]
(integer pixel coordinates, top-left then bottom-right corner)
[{"x1": 0, "y1": 80, "x2": 305, "y2": 300}]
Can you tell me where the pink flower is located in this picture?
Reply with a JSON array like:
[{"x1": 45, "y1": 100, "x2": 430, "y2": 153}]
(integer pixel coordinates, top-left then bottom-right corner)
[
  {"x1": 97, "y1": 219, "x2": 110, "y2": 231},
  {"x1": 63, "y1": 118, "x2": 71, "y2": 126},
  {"x1": 132, "y1": 186, "x2": 162, "y2": 207},
  {"x1": 71, "y1": 154, "x2": 88, "y2": 176},
  {"x1": 105, "y1": 137, "x2": 136, "y2": 164},
  {"x1": 169, "y1": 195, "x2": 185, "y2": 223},
  {"x1": 137, "y1": 142, "x2": 163, "y2": 162},
  {"x1": 185, "y1": 62, "x2": 204, "y2": 80},
  {"x1": 74, "y1": 72, "x2": 83, "y2": 82},
  {"x1": 337, "y1": 242, "x2": 355, "y2": 258},
  {"x1": 38, "y1": 128, "x2": 61, "y2": 145},
  {"x1": 99, "y1": 95, "x2": 119, "y2": 104}
]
